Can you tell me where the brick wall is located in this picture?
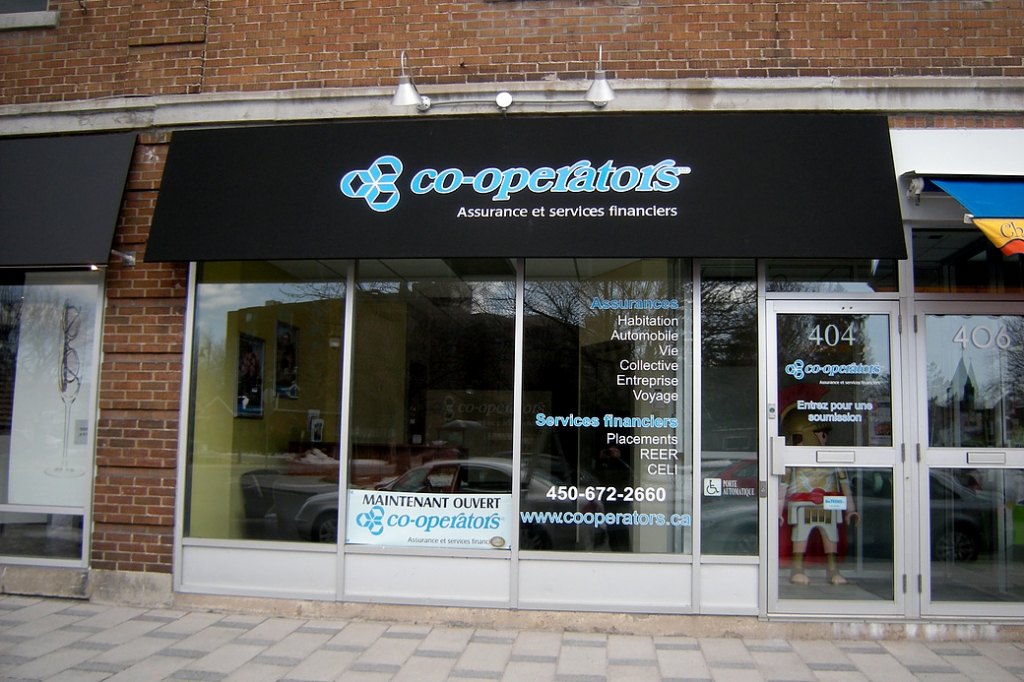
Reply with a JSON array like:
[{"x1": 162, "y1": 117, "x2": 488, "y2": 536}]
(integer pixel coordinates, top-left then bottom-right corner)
[
  {"x1": 2, "y1": 0, "x2": 1023, "y2": 104},
  {"x1": 93, "y1": 132, "x2": 187, "y2": 575}
]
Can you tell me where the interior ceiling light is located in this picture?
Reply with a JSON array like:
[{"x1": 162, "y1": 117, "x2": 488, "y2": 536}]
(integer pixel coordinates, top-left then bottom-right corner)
[{"x1": 391, "y1": 47, "x2": 615, "y2": 113}]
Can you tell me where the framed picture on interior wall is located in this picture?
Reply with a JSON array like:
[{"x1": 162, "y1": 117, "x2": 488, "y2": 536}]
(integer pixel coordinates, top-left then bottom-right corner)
[
  {"x1": 275, "y1": 321, "x2": 299, "y2": 399},
  {"x1": 237, "y1": 333, "x2": 265, "y2": 418}
]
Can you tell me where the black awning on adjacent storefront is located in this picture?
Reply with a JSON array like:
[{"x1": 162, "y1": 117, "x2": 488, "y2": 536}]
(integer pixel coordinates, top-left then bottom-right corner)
[
  {"x1": 146, "y1": 114, "x2": 906, "y2": 262},
  {"x1": 0, "y1": 133, "x2": 136, "y2": 268}
]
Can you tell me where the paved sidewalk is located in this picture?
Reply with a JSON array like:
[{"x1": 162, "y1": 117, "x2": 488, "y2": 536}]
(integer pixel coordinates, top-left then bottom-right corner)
[{"x1": 0, "y1": 596, "x2": 1021, "y2": 681}]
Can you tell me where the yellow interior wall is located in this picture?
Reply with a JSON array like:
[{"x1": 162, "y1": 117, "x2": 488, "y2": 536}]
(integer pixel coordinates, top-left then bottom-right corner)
[{"x1": 188, "y1": 263, "x2": 344, "y2": 539}]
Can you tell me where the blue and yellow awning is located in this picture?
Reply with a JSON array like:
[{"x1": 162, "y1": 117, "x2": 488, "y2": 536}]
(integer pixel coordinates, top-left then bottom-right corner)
[{"x1": 929, "y1": 177, "x2": 1024, "y2": 256}]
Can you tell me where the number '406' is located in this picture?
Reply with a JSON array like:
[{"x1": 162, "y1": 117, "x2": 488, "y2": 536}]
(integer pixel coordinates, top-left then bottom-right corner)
[
  {"x1": 808, "y1": 324, "x2": 855, "y2": 347},
  {"x1": 953, "y1": 325, "x2": 1011, "y2": 350}
]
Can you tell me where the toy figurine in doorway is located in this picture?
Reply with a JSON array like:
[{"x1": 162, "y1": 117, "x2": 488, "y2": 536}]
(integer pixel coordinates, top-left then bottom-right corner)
[{"x1": 778, "y1": 409, "x2": 860, "y2": 585}]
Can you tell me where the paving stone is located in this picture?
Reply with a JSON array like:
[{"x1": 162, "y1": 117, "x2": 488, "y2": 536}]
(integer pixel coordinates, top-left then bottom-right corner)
[
  {"x1": 261, "y1": 632, "x2": 332, "y2": 660},
  {"x1": 220, "y1": 661, "x2": 292, "y2": 682},
  {"x1": 280, "y1": 649, "x2": 361, "y2": 681},
  {"x1": 353, "y1": 633, "x2": 420, "y2": 668},
  {"x1": 152, "y1": 612, "x2": 232, "y2": 637},
  {"x1": 45, "y1": 670, "x2": 116, "y2": 682},
  {"x1": 658, "y1": 645, "x2": 714, "y2": 678},
  {"x1": 511, "y1": 631, "x2": 562, "y2": 659},
  {"x1": 171, "y1": 624, "x2": 248, "y2": 655},
  {"x1": 3, "y1": 613, "x2": 83, "y2": 638},
  {"x1": 417, "y1": 627, "x2": 473, "y2": 656},
  {"x1": 502, "y1": 660, "x2": 557, "y2": 682},
  {"x1": 3, "y1": 645, "x2": 98, "y2": 680},
  {"x1": 608, "y1": 662, "x2": 661, "y2": 681},
  {"x1": 971, "y1": 642, "x2": 1024, "y2": 668},
  {"x1": 749, "y1": 650, "x2": 816, "y2": 681},
  {"x1": 882, "y1": 640, "x2": 958, "y2": 669},
  {"x1": 88, "y1": 634, "x2": 177, "y2": 666},
  {"x1": 390, "y1": 653, "x2": 457, "y2": 681},
  {"x1": 843, "y1": 652, "x2": 918, "y2": 682},
  {"x1": 6, "y1": 628, "x2": 93, "y2": 658},
  {"x1": 327, "y1": 622, "x2": 390, "y2": 649},
  {"x1": 936, "y1": 651, "x2": 1023, "y2": 682},
  {"x1": 699, "y1": 638, "x2": 755, "y2": 665},
  {"x1": 607, "y1": 634, "x2": 656, "y2": 664},
  {"x1": 76, "y1": 618, "x2": 164, "y2": 646},
  {"x1": 189, "y1": 643, "x2": 267, "y2": 674},
  {"x1": 171, "y1": 669, "x2": 228, "y2": 681},
  {"x1": 456, "y1": 641, "x2": 514, "y2": 676},
  {"x1": 73, "y1": 607, "x2": 148, "y2": 630},
  {"x1": 555, "y1": 641, "x2": 606, "y2": 679},
  {"x1": 235, "y1": 618, "x2": 304, "y2": 643}
]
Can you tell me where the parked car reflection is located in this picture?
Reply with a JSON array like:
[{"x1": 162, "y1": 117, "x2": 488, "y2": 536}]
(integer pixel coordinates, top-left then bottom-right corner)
[
  {"x1": 701, "y1": 468, "x2": 999, "y2": 563},
  {"x1": 294, "y1": 458, "x2": 606, "y2": 549}
]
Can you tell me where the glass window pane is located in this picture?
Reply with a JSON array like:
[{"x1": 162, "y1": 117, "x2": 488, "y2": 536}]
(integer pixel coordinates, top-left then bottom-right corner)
[
  {"x1": 914, "y1": 229, "x2": 1024, "y2": 294},
  {"x1": 930, "y1": 468, "x2": 1024, "y2": 602},
  {"x1": 926, "y1": 315, "x2": 1024, "y2": 448},
  {"x1": 0, "y1": 0, "x2": 48, "y2": 13},
  {"x1": 0, "y1": 513, "x2": 82, "y2": 560},
  {"x1": 776, "y1": 313, "x2": 893, "y2": 448},
  {"x1": 345, "y1": 259, "x2": 516, "y2": 551},
  {"x1": 0, "y1": 272, "x2": 99, "y2": 562},
  {"x1": 185, "y1": 261, "x2": 347, "y2": 543},
  {"x1": 766, "y1": 259, "x2": 897, "y2": 293},
  {"x1": 779, "y1": 466, "x2": 895, "y2": 599},
  {"x1": 700, "y1": 260, "x2": 759, "y2": 556},
  {"x1": 521, "y1": 259, "x2": 692, "y2": 554}
]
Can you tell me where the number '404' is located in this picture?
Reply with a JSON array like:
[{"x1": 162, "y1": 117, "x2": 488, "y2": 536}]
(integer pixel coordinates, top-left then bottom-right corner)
[{"x1": 808, "y1": 324, "x2": 855, "y2": 347}]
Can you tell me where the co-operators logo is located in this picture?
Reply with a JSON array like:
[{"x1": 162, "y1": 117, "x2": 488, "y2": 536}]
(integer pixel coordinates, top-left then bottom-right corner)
[
  {"x1": 339, "y1": 156, "x2": 403, "y2": 213},
  {"x1": 341, "y1": 155, "x2": 691, "y2": 213},
  {"x1": 356, "y1": 505, "x2": 386, "y2": 535}
]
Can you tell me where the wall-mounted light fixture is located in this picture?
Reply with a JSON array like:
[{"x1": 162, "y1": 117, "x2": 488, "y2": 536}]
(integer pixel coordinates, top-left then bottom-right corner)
[
  {"x1": 391, "y1": 48, "x2": 616, "y2": 113},
  {"x1": 110, "y1": 249, "x2": 136, "y2": 266}
]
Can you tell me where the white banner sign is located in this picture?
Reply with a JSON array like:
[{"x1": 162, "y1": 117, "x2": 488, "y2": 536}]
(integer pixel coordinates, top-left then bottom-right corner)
[{"x1": 346, "y1": 489, "x2": 512, "y2": 550}]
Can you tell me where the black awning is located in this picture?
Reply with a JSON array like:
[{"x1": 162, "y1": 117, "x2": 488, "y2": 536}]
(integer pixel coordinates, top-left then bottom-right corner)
[
  {"x1": 147, "y1": 114, "x2": 906, "y2": 262},
  {"x1": 0, "y1": 133, "x2": 136, "y2": 267}
]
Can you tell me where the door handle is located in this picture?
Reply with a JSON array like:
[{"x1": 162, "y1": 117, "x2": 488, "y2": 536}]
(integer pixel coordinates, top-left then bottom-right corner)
[{"x1": 770, "y1": 436, "x2": 786, "y2": 476}]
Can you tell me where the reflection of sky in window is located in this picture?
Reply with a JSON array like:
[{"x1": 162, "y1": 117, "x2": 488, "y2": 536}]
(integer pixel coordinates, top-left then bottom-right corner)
[
  {"x1": 927, "y1": 315, "x2": 1021, "y2": 406},
  {"x1": 195, "y1": 283, "x2": 302, "y2": 346},
  {"x1": 862, "y1": 315, "x2": 890, "y2": 368}
]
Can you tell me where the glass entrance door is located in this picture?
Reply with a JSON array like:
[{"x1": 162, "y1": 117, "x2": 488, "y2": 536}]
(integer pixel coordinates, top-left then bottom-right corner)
[
  {"x1": 918, "y1": 306, "x2": 1024, "y2": 616},
  {"x1": 766, "y1": 301, "x2": 905, "y2": 616}
]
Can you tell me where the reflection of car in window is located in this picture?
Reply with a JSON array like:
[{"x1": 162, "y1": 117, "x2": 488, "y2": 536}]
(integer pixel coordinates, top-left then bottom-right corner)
[
  {"x1": 702, "y1": 468, "x2": 999, "y2": 562},
  {"x1": 293, "y1": 458, "x2": 606, "y2": 550}
]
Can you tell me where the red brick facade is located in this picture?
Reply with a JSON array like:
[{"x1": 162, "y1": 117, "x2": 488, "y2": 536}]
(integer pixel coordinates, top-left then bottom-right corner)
[
  {"x1": 2, "y1": 0, "x2": 1023, "y2": 104},
  {"x1": 1, "y1": 0, "x2": 1022, "y2": 580}
]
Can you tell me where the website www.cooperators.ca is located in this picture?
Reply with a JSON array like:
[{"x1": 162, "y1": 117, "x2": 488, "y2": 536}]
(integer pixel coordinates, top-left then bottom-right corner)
[{"x1": 520, "y1": 510, "x2": 691, "y2": 528}]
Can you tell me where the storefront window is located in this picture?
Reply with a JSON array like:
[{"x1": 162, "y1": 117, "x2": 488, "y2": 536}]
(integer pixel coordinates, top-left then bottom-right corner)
[
  {"x1": 520, "y1": 259, "x2": 692, "y2": 553},
  {"x1": 930, "y1": 468, "x2": 1024, "y2": 602},
  {"x1": 914, "y1": 230, "x2": 1024, "y2": 294},
  {"x1": 699, "y1": 260, "x2": 758, "y2": 556},
  {"x1": 185, "y1": 261, "x2": 347, "y2": 542},
  {"x1": 0, "y1": 270, "x2": 103, "y2": 561},
  {"x1": 766, "y1": 259, "x2": 897, "y2": 294},
  {"x1": 925, "y1": 314, "x2": 1024, "y2": 448},
  {"x1": 345, "y1": 260, "x2": 516, "y2": 550}
]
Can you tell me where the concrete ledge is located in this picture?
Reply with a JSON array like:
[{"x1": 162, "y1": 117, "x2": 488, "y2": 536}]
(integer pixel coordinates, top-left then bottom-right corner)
[
  {"x1": 172, "y1": 593, "x2": 1024, "y2": 642},
  {"x1": 88, "y1": 569, "x2": 172, "y2": 608},
  {"x1": 0, "y1": 565, "x2": 87, "y2": 599},
  {"x1": 2, "y1": 77, "x2": 1023, "y2": 137},
  {"x1": 0, "y1": 11, "x2": 58, "y2": 31}
]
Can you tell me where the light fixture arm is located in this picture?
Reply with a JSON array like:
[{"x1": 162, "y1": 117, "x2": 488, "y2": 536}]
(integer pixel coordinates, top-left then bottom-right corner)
[{"x1": 391, "y1": 46, "x2": 615, "y2": 112}]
